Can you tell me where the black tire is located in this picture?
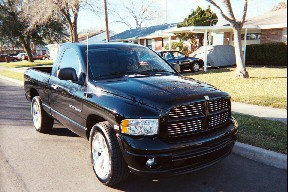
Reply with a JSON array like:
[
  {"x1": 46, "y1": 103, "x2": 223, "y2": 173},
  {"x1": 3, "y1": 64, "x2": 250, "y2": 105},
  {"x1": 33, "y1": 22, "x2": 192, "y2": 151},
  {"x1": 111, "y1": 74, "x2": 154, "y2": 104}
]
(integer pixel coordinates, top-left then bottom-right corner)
[
  {"x1": 89, "y1": 121, "x2": 129, "y2": 186},
  {"x1": 31, "y1": 96, "x2": 54, "y2": 133},
  {"x1": 191, "y1": 62, "x2": 201, "y2": 72}
]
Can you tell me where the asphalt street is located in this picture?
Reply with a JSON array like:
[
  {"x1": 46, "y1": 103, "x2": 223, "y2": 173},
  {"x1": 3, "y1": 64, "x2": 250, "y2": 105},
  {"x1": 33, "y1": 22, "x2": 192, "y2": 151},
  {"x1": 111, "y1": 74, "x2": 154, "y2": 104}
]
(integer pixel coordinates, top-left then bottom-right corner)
[{"x1": 0, "y1": 78, "x2": 287, "y2": 192}]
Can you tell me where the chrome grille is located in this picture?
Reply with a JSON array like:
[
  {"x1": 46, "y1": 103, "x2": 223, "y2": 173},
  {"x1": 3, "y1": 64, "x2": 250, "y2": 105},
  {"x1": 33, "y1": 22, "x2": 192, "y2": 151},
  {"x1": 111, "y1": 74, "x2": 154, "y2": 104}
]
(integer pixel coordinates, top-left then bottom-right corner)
[
  {"x1": 168, "y1": 103, "x2": 203, "y2": 119},
  {"x1": 208, "y1": 99, "x2": 230, "y2": 112},
  {"x1": 166, "y1": 98, "x2": 231, "y2": 138},
  {"x1": 167, "y1": 119, "x2": 203, "y2": 137},
  {"x1": 208, "y1": 111, "x2": 230, "y2": 128}
]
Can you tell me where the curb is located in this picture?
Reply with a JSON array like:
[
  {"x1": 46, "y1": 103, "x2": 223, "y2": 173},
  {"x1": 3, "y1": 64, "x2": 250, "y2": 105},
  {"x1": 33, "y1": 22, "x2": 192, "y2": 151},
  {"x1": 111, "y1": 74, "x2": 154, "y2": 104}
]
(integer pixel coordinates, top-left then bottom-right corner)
[
  {"x1": 0, "y1": 75, "x2": 23, "y2": 86},
  {"x1": 233, "y1": 142, "x2": 287, "y2": 170}
]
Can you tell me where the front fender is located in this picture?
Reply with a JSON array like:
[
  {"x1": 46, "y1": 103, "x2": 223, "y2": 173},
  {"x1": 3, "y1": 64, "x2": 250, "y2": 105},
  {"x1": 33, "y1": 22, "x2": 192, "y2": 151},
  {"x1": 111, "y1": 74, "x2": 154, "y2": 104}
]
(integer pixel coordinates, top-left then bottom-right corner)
[{"x1": 82, "y1": 88, "x2": 161, "y2": 127}]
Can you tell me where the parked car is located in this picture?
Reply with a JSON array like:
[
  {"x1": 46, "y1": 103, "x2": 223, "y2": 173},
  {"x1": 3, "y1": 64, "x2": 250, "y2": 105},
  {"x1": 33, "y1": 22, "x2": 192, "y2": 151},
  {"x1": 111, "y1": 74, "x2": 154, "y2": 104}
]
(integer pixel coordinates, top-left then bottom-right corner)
[
  {"x1": 13, "y1": 53, "x2": 26, "y2": 61},
  {"x1": 24, "y1": 43, "x2": 238, "y2": 187},
  {"x1": 23, "y1": 54, "x2": 50, "y2": 61},
  {"x1": 0, "y1": 54, "x2": 14, "y2": 62},
  {"x1": 157, "y1": 51, "x2": 204, "y2": 72}
]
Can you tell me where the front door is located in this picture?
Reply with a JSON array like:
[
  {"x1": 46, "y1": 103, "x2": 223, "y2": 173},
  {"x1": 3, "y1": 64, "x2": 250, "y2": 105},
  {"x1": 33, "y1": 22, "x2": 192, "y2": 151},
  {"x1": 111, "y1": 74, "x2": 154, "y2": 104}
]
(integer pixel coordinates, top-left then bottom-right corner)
[{"x1": 49, "y1": 48, "x2": 86, "y2": 136}]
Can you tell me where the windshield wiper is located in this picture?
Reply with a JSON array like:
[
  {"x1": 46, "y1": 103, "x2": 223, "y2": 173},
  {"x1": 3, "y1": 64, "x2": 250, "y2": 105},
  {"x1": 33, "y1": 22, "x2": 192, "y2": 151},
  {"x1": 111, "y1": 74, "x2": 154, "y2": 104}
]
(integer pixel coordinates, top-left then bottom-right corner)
[
  {"x1": 96, "y1": 72, "x2": 126, "y2": 79},
  {"x1": 139, "y1": 69, "x2": 177, "y2": 75}
]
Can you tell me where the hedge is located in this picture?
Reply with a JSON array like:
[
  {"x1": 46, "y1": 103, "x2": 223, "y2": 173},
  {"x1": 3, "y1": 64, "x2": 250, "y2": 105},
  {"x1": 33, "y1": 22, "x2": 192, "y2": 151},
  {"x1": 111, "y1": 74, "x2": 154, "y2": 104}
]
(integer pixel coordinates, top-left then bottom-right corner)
[{"x1": 246, "y1": 42, "x2": 287, "y2": 66}]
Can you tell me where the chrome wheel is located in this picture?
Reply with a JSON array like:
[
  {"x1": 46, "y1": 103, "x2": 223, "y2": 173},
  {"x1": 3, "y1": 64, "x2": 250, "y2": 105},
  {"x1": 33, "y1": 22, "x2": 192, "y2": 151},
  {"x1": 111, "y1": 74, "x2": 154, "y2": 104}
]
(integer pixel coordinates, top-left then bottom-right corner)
[
  {"x1": 193, "y1": 63, "x2": 200, "y2": 72},
  {"x1": 92, "y1": 132, "x2": 111, "y2": 181},
  {"x1": 32, "y1": 101, "x2": 41, "y2": 129}
]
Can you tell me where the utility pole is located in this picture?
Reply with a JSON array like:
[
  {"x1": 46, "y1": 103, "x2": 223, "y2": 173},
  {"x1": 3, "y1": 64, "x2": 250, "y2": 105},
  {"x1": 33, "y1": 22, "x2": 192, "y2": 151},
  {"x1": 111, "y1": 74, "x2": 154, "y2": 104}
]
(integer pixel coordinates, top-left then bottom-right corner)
[
  {"x1": 104, "y1": 0, "x2": 110, "y2": 42},
  {"x1": 165, "y1": 0, "x2": 168, "y2": 24}
]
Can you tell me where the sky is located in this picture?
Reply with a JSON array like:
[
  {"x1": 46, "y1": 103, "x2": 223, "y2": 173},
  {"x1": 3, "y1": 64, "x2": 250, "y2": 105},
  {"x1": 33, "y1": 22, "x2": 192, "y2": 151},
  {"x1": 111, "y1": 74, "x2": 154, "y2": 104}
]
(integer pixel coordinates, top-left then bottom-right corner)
[{"x1": 78, "y1": 0, "x2": 287, "y2": 34}]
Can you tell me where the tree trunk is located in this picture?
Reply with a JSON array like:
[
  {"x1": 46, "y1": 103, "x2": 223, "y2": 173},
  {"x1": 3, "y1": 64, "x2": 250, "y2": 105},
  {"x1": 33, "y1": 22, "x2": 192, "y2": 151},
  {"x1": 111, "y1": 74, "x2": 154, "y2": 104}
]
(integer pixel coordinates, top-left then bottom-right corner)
[
  {"x1": 233, "y1": 28, "x2": 249, "y2": 78},
  {"x1": 69, "y1": 22, "x2": 78, "y2": 43},
  {"x1": 21, "y1": 38, "x2": 34, "y2": 62}
]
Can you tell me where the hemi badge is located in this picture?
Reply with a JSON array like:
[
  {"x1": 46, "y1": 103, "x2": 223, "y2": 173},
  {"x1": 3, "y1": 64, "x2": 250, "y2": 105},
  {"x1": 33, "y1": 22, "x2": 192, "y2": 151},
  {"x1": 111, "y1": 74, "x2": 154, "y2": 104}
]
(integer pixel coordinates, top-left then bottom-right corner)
[{"x1": 204, "y1": 96, "x2": 210, "y2": 100}]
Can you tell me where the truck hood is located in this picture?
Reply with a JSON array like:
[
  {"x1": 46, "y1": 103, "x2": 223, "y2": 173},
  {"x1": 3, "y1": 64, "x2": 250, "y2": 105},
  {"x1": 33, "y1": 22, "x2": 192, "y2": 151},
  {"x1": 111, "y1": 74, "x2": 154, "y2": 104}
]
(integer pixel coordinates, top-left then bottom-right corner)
[{"x1": 92, "y1": 75, "x2": 229, "y2": 111}]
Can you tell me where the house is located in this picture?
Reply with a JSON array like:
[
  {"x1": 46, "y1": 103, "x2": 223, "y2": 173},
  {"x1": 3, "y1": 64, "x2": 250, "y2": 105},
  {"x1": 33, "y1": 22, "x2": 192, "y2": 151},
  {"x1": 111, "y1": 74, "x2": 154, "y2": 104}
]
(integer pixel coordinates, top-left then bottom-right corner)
[
  {"x1": 216, "y1": 8, "x2": 287, "y2": 46},
  {"x1": 110, "y1": 23, "x2": 178, "y2": 50},
  {"x1": 79, "y1": 30, "x2": 115, "y2": 44},
  {"x1": 246, "y1": 8, "x2": 287, "y2": 44},
  {"x1": 47, "y1": 30, "x2": 114, "y2": 60}
]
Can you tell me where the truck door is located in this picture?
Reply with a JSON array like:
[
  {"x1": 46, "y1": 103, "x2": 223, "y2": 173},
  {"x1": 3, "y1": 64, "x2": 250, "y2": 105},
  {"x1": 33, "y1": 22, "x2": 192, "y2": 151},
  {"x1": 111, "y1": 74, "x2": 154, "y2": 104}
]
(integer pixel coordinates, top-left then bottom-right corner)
[{"x1": 49, "y1": 48, "x2": 86, "y2": 137}]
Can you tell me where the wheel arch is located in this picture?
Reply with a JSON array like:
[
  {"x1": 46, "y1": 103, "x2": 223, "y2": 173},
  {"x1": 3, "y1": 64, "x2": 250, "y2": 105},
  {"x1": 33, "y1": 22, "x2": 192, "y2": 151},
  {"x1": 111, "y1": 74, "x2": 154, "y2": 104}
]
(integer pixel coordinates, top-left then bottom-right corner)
[
  {"x1": 86, "y1": 114, "x2": 107, "y2": 140},
  {"x1": 29, "y1": 88, "x2": 39, "y2": 100}
]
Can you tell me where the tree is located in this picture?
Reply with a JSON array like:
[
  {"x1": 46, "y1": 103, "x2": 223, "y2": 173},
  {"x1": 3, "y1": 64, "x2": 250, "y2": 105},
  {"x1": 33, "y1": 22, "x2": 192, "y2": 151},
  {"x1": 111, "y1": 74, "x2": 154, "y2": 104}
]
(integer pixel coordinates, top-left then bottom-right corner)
[
  {"x1": 205, "y1": 0, "x2": 249, "y2": 78},
  {"x1": 177, "y1": 6, "x2": 218, "y2": 50},
  {"x1": 0, "y1": 0, "x2": 68, "y2": 62},
  {"x1": 23, "y1": 0, "x2": 100, "y2": 43},
  {"x1": 272, "y1": 2, "x2": 287, "y2": 11},
  {"x1": 113, "y1": 0, "x2": 162, "y2": 29}
]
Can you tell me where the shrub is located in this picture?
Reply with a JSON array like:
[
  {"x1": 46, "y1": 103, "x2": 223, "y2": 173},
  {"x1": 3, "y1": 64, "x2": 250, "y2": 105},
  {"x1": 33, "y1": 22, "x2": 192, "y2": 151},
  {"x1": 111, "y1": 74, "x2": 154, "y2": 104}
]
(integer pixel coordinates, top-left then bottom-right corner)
[
  {"x1": 164, "y1": 41, "x2": 189, "y2": 53},
  {"x1": 246, "y1": 42, "x2": 287, "y2": 66}
]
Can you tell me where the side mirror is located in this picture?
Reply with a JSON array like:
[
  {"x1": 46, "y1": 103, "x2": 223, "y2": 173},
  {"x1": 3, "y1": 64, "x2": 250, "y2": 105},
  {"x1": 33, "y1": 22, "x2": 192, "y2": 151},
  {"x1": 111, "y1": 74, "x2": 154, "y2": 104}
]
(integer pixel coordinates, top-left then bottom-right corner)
[{"x1": 58, "y1": 68, "x2": 78, "y2": 82}]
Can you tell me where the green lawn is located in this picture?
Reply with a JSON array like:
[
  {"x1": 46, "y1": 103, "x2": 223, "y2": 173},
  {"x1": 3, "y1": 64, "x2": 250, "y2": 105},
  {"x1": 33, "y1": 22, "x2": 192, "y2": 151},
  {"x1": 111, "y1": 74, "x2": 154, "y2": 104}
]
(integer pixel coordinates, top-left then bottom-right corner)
[
  {"x1": 184, "y1": 67, "x2": 287, "y2": 109},
  {"x1": 0, "y1": 60, "x2": 53, "y2": 68},
  {"x1": 234, "y1": 113, "x2": 287, "y2": 154},
  {"x1": 0, "y1": 70, "x2": 24, "y2": 81}
]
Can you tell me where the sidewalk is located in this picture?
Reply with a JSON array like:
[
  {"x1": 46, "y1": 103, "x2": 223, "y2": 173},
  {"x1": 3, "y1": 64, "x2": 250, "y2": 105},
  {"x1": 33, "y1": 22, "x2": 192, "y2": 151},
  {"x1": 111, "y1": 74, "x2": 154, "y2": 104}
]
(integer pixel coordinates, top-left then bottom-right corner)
[{"x1": 232, "y1": 102, "x2": 287, "y2": 124}]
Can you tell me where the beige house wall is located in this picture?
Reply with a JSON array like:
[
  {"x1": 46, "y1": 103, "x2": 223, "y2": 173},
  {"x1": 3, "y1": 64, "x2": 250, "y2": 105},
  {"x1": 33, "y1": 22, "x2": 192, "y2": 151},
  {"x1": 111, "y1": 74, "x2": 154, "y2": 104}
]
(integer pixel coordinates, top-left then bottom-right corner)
[{"x1": 260, "y1": 28, "x2": 286, "y2": 44}]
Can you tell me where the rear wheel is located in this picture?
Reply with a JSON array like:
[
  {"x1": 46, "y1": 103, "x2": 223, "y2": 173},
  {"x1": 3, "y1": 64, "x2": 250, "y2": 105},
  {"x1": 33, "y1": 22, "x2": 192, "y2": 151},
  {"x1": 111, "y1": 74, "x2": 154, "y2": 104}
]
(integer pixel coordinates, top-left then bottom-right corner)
[
  {"x1": 31, "y1": 96, "x2": 54, "y2": 133},
  {"x1": 191, "y1": 62, "x2": 200, "y2": 72},
  {"x1": 90, "y1": 121, "x2": 129, "y2": 186}
]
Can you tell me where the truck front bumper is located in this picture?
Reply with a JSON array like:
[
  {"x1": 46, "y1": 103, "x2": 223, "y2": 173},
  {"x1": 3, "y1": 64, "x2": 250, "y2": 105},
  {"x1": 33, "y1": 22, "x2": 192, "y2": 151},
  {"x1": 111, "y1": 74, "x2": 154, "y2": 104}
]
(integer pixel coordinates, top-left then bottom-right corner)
[{"x1": 117, "y1": 120, "x2": 238, "y2": 177}]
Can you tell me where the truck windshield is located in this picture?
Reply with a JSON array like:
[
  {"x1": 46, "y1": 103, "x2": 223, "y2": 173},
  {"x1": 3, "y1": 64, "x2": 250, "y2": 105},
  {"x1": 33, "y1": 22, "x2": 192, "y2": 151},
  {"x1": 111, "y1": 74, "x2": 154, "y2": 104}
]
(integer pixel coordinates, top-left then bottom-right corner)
[{"x1": 87, "y1": 47, "x2": 176, "y2": 80}]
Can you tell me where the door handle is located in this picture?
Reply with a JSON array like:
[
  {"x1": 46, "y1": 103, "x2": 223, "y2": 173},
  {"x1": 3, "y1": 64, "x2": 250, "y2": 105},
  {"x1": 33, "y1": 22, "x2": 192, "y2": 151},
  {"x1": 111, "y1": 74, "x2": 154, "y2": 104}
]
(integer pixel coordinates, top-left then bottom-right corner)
[
  {"x1": 51, "y1": 84, "x2": 71, "y2": 94},
  {"x1": 51, "y1": 84, "x2": 59, "y2": 90}
]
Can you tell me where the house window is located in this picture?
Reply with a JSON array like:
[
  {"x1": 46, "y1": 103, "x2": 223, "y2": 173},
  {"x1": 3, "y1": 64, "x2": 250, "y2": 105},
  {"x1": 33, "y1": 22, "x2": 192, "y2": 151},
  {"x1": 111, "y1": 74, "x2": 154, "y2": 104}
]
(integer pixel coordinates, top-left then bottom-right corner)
[
  {"x1": 146, "y1": 39, "x2": 152, "y2": 49},
  {"x1": 241, "y1": 33, "x2": 262, "y2": 40},
  {"x1": 162, "y1": 38, "x2": 169, "y2": 48}
]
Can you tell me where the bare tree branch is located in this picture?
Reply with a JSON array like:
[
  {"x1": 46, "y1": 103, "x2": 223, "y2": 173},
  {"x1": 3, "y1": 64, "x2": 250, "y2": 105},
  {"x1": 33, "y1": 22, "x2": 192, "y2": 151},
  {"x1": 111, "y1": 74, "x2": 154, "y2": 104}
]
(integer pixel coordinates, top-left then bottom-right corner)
[
  {"x1": 205, "y1": 0, "x2": 234, "y2": 24},
  {"x1": 112, "y1": 0, "x2": 161, "y2": 29},
  {"x1": 23, "y1": 0, "x2": 100, "y2": 42},
  {"x1": 222, "y1": 0, "x2": 236, "y2": 21},
  {"x1": 241, "y1": 0, "x2": 248, "y2": 25}
]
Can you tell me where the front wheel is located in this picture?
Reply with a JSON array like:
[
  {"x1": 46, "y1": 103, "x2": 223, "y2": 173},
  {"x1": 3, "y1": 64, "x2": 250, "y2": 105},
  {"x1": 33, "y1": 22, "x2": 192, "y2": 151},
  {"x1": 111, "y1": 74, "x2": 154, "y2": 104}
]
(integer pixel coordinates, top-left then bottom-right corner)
[
  {"x1": 31, "y1": 96, "x2": 54, "y2": 133},
  {"x1": 90, "y1": 121, "x2": 129, "y2": 186}
]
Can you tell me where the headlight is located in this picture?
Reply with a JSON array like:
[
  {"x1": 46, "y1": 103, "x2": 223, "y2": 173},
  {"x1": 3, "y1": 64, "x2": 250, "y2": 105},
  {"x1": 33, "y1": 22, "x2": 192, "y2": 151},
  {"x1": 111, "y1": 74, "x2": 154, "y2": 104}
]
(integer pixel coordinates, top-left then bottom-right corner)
[{"x1": 121, "y1": 119, "x2": 159, "y2": 136}]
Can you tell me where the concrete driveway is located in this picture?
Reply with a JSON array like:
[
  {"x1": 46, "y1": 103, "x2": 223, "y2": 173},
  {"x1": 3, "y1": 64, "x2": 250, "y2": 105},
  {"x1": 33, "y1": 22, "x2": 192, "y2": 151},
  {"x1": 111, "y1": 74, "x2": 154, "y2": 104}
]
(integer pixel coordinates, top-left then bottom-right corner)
[{"x1": 0, "y1": 78, "x2": 287, "y2": 192}]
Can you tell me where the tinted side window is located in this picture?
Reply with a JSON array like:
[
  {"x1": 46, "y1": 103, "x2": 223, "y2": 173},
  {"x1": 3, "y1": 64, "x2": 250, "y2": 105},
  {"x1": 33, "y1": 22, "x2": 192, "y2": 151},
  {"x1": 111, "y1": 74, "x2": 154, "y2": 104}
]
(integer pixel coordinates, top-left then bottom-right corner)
[{"x1": 60, "y1": 49, "x2": 81, "y2": 77}]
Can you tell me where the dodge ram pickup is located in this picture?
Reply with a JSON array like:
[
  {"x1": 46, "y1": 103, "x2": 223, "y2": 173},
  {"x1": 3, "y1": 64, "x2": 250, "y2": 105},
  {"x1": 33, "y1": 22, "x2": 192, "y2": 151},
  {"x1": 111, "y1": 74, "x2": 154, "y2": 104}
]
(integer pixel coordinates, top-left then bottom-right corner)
[{"x1": 24, "y1": 43, "x2": 238, "y2": 186}]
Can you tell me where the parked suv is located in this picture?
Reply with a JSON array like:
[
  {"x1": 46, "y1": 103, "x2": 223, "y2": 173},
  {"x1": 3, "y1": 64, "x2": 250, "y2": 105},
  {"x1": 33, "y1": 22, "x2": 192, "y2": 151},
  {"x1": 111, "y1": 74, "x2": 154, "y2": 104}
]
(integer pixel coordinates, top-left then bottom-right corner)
[{"x1": 24, "y1": 43, "x2": 238, "y2": 186}]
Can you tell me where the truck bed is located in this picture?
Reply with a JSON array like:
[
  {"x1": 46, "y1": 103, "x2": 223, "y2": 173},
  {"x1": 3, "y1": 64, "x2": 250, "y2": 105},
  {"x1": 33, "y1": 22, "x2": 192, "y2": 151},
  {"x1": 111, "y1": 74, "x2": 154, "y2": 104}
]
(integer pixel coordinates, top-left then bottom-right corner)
[
  {"x1": 29, "y1": 66, "x2": 53, "y2": 74},
  {"x1": 24, "y1": 66, "x2": 53, "y2": 103}
]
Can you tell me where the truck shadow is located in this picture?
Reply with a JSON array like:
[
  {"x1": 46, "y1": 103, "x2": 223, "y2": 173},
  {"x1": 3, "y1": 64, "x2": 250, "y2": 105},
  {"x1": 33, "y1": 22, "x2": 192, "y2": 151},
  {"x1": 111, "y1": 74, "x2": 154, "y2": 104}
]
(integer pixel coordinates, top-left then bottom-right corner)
[
  {"x1": 48, "y1": 127, "x2": 80, "y2": 137},
  {"x1": 111, "y1": 154, "x2": 287, "y2": 192}
]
